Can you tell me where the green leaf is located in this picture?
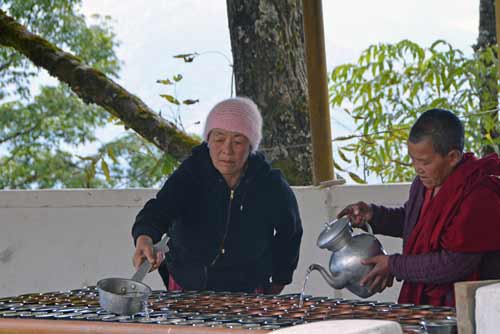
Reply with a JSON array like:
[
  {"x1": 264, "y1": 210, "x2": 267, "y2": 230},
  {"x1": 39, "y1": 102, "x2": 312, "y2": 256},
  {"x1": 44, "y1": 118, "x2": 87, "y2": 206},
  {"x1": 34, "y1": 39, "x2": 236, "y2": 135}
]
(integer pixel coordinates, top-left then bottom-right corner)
[
  {"x1": 156, "y1": 79, "x2": 173, "y2": 85},
  {"x1": 182, "y1": 99, "x2": 199, "y2": 105},
  {"x1": 107, "y1": 147, "x2": 118, "y2": 164},
  {"x1": 160, "y1": 94, "x2": 180, "y2": 105},
  {"x1": 173, "y1": 53, "x2": 196, "y2": 59},
  {"x1": 173, "y1": 53, "x2": 198, "y2": 63},
  {"x1": 76, "y1": 155, "x2": 97, "y2": 162},
  {"x1": 101, "y1": 159, "x2": 111, "y2": 183},
  {"x1": 332, "y1": 134, "x2": 358, "y2": 142},
  {"x1": 337, "y1": 149, "x2": 352, "y2": 163},
  {"x1": 348, "y1": 172, "x2": 366, "y2": 184},
  {"x1": 88, "y1": 161, "x2": 97, "y2": 181},
  {"x1": 333, "y1": 160, "x2": 345, "y2": 172},
  {"x1": 485, "y1": 132, "x2": 494, "y2": 144}
]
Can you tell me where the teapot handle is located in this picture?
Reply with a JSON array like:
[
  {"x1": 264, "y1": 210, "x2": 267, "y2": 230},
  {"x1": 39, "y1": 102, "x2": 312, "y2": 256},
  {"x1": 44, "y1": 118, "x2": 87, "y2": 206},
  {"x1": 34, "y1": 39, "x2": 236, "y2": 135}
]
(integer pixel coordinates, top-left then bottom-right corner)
[
  {"x1": 363, "y1": 221, "x2": 374, "y2": 235},
  {"x1": 325, "y1": 218, "x2": 373, "y2": 234},
  {"x1": 349, "y1": 221, "x2": 374, "y2": 235}
]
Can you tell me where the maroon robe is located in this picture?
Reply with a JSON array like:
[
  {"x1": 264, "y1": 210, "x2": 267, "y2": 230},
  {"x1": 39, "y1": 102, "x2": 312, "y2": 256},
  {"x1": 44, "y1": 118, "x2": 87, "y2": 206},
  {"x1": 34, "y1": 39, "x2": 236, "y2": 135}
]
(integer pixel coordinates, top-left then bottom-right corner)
[{"x1": 399, "y1": 153, "x2": 500, "y2": 306}]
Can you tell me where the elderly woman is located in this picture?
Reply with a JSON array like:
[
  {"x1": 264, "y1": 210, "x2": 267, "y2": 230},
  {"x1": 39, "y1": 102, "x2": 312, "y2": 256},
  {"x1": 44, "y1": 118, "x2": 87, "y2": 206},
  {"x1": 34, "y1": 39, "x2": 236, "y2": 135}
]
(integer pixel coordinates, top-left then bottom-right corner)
[
  {"x1": 338, "y1": 109, "x2": 500, "y2": 306},
  {"x1": 131, "y1": 97, "x2": 303, "y2": 293}
]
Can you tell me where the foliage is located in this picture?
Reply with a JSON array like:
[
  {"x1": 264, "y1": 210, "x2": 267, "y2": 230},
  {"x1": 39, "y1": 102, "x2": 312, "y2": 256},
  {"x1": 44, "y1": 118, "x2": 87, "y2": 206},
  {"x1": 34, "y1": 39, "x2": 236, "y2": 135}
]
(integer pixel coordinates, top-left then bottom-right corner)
[
  {"x1": 77, "y1": 133, "x2": 180, "y2": 188},
  {"x1": 329, "y1": 39, "x2": 500, "y2": 183},
  {"x1": 0, "y1": 83, "x2": 179, "y2": 188},
  {"x1": 0, "y1": 0, "x2": 181, "y2": 189},
  {"x1": 1, "y1": 0, "x2": 120, "y2": 99},
  {"x1": 157, "y1": 72, "x2": 199, "y2": 131},
  {"x1": 0, "y1": 84, "x2": 106, "y2": 188}
]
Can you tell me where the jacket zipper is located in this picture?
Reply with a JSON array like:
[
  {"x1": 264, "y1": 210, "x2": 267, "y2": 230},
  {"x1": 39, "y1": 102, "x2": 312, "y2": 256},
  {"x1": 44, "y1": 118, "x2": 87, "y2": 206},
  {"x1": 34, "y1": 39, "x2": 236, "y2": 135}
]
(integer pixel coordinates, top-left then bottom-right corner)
[{"x1": 210, "y1": 189, "x2": 234, "y2": 266}]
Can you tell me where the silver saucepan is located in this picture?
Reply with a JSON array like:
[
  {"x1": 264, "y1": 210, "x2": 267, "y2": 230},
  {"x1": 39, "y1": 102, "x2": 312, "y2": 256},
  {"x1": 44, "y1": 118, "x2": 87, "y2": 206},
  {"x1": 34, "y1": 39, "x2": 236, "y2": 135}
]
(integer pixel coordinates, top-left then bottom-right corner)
[{"x1": 97, "y1": 236, "x2": 169, "y2": 315}]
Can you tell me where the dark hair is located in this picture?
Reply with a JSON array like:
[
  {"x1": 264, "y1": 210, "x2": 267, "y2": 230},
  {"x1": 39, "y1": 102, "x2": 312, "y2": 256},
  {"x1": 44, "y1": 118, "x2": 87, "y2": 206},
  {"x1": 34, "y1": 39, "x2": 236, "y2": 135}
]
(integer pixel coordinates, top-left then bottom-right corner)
[{"x1": 409, "y1": 109, "x2": 464, "y2": 155}]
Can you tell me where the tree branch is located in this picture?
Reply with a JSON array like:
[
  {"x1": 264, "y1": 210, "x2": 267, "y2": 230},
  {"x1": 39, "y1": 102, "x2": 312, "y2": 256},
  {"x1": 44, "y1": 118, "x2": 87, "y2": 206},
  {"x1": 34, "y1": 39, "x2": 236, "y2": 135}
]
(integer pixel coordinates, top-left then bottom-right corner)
[
  {"x1": 0, "y1": 10, "x2": 199, "y2": 160},
  {"x1": 0, "y1": 123, "x2": 40, "y2": 144},
  {"x1": 0, "y1": 57, "x2": 14, "y2": 72},
  {"x1": 332, "y1": 127, "x2": 410, "y2": 142}
]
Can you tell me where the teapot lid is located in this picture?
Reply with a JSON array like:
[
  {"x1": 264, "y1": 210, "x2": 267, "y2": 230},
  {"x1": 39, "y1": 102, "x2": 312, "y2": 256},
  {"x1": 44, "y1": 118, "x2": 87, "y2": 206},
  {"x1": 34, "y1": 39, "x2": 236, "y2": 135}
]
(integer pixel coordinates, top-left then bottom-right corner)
[{"x1": 317, "y1": 217, "x2": 351, "y2": 250}]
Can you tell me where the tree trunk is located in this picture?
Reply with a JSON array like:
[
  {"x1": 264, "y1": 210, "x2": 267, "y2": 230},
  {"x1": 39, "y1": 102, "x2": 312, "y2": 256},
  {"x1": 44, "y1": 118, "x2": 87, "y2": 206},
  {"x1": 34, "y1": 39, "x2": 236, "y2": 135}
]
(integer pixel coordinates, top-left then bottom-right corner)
[
  {"x1": 474, "y1": 0, "x2": 499, "y2": 156},
  {"x1": 226, "y1": 0, "x2": 313, "y2": 185},
  {"x1": 0, "y1": 10, "x2": 199, "y2": 161},
  {"x1": 476, "y1": 0, "x2": 497, "y2": 49}
]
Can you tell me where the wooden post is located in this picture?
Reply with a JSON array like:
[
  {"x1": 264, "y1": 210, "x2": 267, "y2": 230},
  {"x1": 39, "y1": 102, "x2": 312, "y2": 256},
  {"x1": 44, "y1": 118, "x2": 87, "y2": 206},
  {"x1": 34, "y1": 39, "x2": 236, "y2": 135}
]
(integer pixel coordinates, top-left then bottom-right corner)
[
  {"x1": 496, "y1": 0, "x2": 500, "y2": 77},
  {"x1": 302, "y1": 0, "x2": 335, "y2": 185}
]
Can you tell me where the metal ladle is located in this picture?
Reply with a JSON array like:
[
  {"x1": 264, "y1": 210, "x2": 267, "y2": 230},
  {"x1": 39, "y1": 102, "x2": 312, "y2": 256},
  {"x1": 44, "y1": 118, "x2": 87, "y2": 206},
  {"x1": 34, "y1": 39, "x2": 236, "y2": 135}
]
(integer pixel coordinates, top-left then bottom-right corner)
[{"x1": 97, "y1": 236, "x2": 169, "y2": 315}]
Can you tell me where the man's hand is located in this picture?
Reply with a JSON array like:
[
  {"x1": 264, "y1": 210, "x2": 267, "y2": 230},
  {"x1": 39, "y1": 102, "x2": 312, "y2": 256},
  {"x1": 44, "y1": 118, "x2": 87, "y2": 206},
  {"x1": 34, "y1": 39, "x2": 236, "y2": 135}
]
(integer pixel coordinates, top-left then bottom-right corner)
[
  {"x1": 337, "y1": 201, "x2": 374, "y2": 227},
  {"x1": 133, "y1": 235, "x2": 165, "y2": 272},
  {"x1": 360, "y1": 255, "x2": 393, "y2": 293},
  {"x1": 264, "y1": 283, "x2": 285, "y2": 295}
]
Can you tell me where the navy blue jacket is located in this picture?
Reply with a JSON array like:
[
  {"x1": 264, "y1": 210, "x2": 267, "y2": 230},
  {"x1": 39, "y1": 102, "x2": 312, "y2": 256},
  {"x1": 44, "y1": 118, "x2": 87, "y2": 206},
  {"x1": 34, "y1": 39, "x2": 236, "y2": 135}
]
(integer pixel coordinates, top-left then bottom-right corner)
[{"x1": 132, "y1": 143, "x2": 302, "y2": 292}]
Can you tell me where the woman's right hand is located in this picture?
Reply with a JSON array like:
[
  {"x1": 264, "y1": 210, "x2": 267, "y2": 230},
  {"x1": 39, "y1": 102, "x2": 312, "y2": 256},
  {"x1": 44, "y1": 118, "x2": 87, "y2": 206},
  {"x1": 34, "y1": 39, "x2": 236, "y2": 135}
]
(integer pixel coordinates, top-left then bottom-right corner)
[
  {"x1": 133, "y1": 235, "x2": 165, "y2": 272},
  {"x1": 337, "y1": 201, "x2": 374, "y2": 227}
]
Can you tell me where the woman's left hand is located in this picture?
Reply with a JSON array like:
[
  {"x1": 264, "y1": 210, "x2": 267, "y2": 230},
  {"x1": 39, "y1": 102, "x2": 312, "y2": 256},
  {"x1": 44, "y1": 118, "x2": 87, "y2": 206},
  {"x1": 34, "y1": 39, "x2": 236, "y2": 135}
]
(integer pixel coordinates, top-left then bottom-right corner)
[{"x1": 360, "y1": 255, "x2": 394, "y2": 293}]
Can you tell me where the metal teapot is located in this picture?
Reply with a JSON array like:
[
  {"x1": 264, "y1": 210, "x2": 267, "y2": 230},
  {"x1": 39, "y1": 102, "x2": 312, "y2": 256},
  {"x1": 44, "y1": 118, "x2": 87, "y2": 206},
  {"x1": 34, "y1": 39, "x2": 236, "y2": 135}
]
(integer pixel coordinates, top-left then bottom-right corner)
[{"x1": 310, "y1": 217, "x2": 386, "y2": 298}]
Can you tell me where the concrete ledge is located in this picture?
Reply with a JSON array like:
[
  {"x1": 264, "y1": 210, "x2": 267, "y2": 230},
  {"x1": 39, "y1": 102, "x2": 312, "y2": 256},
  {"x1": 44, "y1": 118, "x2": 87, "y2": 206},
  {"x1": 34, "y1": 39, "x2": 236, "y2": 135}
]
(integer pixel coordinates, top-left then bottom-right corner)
[
  {"x1": 0, "y1": 189, "x2": 157, "y2": 208},
  {"x1": 274, "y1": 320, "x2": 402, "y2": 334},
  {"x1": 476, "y1": 282, "x2": 500, "y2": 334}
]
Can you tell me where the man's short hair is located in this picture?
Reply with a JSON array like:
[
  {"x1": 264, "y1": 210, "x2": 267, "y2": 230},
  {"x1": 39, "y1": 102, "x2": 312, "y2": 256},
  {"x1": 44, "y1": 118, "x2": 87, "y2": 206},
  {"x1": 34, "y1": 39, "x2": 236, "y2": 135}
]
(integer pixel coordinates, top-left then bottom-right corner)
[{"x1": 409, "y1": 109, "x2": 464, "y2": 155}]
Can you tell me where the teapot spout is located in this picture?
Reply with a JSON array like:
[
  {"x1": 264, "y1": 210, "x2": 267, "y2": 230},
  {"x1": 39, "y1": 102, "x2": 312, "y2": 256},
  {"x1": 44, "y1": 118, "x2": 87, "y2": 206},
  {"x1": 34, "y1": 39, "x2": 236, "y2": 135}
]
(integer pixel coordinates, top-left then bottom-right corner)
[{"x1": 308, "y1": 263, "x2": 345, "y2": 289}]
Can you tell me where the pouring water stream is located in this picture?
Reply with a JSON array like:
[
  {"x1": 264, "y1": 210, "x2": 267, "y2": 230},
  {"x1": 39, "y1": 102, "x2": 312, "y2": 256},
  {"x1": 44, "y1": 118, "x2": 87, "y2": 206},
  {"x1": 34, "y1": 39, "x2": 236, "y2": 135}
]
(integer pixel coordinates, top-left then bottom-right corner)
[{"x1": 298, "y1": 267, "x2": 313, "y2": 308}]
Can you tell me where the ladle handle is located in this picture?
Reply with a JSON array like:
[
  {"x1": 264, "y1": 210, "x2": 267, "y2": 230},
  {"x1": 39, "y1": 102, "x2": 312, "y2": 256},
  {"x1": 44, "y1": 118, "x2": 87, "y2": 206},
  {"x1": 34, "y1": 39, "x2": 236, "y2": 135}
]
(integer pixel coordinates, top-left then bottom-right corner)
[{"x1": 131, "y1": 236, "x2": 170, "y2": 282}]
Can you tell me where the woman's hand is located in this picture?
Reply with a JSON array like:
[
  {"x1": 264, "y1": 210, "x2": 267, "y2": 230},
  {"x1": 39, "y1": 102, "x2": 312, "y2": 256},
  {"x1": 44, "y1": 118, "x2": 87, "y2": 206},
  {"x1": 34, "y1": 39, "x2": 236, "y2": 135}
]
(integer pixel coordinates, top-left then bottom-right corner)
[
  {"x1": 360, "y1": 255, "x2": 394, "y2": 293},
  {"x1": 337, "y1": 201, "x2": 374, "y2": 227},
  {"x1": 133, "y1": 235, "x2": 165, "y2": 272}
]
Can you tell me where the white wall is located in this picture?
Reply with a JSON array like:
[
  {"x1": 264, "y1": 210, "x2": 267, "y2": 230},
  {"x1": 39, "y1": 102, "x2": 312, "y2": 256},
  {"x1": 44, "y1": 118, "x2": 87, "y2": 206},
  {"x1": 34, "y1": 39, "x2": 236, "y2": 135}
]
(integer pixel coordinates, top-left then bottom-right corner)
[
  {"x1": 0, "y1": 185, "x2": 410, "y2": 302},
  {"x1": 476, "y1": 282, "x2": 500, "y2": 334}
]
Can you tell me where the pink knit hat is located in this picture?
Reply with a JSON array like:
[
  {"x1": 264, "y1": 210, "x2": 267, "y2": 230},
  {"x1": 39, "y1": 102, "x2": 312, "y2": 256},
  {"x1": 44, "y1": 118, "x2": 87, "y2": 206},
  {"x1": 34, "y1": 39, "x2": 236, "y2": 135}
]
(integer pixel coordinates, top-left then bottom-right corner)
[{"x1": 203, "y1": 97, "x2": 263, "y2": 152}]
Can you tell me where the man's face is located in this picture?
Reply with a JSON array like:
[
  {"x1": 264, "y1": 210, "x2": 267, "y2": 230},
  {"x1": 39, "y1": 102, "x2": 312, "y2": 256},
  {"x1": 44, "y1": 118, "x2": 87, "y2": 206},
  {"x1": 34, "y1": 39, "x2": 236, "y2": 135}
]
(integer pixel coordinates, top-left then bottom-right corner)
[
  {"x1": 208, "y1": 128, "x2": 251, "y2": 179},
  {"x1": 408, "y1": 138, "x2": 461, "y2": 189}
]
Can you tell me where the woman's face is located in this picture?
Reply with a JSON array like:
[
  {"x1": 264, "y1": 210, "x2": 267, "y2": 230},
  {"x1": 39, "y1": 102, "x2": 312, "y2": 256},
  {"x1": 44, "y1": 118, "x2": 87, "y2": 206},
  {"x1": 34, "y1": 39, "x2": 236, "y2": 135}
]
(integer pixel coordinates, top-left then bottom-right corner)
[
  {"x1": 408, "y1": 138, "x2": 461, "y2": 189},
  {"x1": 208, "y1": 128, "x2": 251, "y2": 183}
]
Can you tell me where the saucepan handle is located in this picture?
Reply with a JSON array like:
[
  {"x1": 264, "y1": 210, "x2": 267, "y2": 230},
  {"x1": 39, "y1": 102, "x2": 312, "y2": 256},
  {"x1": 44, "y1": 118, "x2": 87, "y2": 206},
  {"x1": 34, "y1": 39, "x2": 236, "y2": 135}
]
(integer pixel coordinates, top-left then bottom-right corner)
[
  {"x1": 131, "y1": 235, "x2": 169, "y2": 282},
  {"x1": 131, "y1": 258, "x2": 152, "y2": 282}
]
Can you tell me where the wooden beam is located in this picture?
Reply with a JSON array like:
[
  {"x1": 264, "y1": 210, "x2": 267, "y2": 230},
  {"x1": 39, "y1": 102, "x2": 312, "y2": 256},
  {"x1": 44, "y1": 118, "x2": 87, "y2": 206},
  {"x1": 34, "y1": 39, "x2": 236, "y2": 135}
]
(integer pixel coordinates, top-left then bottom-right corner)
[
  {"x1": 0, "y1": 319, "x2": 268, "y2": 334},
  {"x1": 302, "y1": 0, "x2": 335, "y2": 185}
]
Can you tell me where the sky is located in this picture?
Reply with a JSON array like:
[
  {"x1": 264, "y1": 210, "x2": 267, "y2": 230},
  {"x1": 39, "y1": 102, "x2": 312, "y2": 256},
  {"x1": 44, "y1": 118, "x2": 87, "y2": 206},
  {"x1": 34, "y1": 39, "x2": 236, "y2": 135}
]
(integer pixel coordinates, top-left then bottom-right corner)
[{"x1": 74, "y1": 0, "x2": 479, "y2": 183}]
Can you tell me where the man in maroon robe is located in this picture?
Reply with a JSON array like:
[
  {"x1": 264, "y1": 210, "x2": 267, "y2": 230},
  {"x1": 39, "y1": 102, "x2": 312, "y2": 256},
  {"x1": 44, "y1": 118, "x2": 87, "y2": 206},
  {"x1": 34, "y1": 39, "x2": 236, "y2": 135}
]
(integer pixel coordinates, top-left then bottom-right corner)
[{"x1": 338, "y1": 109, "x2": 500, "y2": 306}]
